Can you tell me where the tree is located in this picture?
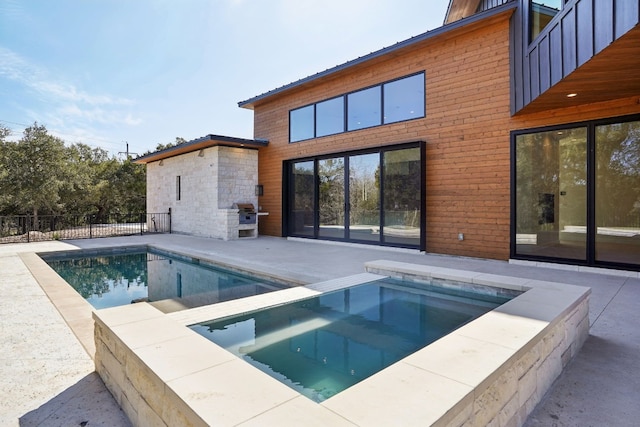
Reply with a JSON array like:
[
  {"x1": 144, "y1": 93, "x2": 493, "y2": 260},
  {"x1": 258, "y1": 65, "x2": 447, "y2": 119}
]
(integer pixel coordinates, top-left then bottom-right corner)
[
  {"x1": 108, "y1": 158, "x2": 146, "y2": 214},
  {"x1": 0, "y1": 125, "x2": 14, "y2": 213},
  {"x1": 153, "y1": 137, "x2": 186, "y2": 152},
  {"x1": 0, "y1": 122, "x2": 147, "y2": 220},
  {"x1": 61, "y1": 143, "x2": 113, "y2": 215},
  {"x1": 0, "y1": 123, "x2": 66, "y2": 220},
  {"x1": 61, "y1": 145, "x2": 146, "y2": 217}
]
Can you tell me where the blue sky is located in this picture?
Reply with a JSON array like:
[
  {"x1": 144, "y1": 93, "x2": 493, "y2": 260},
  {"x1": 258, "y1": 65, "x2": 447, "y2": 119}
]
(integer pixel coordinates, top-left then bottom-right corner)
[{"x1": 0, "y1": 0, "x2": 449, "y2": 156}]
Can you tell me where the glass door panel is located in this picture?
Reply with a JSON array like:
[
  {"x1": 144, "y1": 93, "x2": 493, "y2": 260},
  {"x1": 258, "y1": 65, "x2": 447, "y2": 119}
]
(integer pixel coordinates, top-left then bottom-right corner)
[
  {"x1": 515, "y1": 128, "x2": 587, "y2": 260},
  {"x1": 348, "y1": 153, "x2": 381, "y2": 242},
  {"x1": 290, "y1": 161, "x2": 315, "y2": 237},
  {"x1": 595, "y1": 121, "x2": 640, "y2": 264},
  {"x1": 382, "y1": 147, "x2": 421, "y2": 246},
  {"x1": 318, "y1": 157, "x2": 345, "y2": 239}
]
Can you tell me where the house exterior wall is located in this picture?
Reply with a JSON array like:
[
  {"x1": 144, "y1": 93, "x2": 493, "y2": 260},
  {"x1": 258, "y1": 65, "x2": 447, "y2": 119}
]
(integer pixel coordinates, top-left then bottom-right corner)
[
  {"x1": 511, "y1": 95, "x2": 640, "y2": 130},
  {"x1": 253, "y1": 14, "x2": 513, "y2": 260},
  {"x1": 146, "y1": 146, "x2": 258, "y2": 240},
  {"x1": 512, "y1": 0, "x2": 639, "y2": 113}
]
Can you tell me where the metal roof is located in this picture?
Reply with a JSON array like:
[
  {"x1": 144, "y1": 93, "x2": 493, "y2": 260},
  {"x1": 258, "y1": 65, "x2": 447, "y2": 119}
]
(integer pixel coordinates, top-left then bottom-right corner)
[
  {"x1": 133, "y1": 134, "x2": 269, "y2": 164},
  {"x1": 237, "y1": 1, "x2": 516, "y2": 110}
]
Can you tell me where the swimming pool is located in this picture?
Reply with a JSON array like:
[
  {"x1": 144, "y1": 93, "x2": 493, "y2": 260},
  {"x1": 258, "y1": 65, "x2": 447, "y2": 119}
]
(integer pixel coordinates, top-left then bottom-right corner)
[
  {"x1": 41, "y1": 248, "x2": 288, "y2": 311},
  {"x1": 190, "y1": 277, "x2": 515, "y2": 401}
]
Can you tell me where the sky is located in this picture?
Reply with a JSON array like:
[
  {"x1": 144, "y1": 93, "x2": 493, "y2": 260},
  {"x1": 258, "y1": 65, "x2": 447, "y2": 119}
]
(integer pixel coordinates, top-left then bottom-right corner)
[{"x1": 0, "y1": 0, "x2": 449, "y2": 157}]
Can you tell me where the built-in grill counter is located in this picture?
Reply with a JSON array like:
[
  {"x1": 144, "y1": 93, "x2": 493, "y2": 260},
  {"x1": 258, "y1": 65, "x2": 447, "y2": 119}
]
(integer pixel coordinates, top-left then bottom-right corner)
[{"x1": 233, "y1": 203, "x2": 257, "y2": 238}]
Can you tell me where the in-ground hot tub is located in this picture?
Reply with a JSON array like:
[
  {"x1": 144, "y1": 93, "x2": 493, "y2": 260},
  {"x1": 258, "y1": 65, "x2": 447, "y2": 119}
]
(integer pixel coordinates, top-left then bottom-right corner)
[
  {"x1": 93, "y1": 260, "x2": 590, "y2": 426},
  {"x1": 190, "y1": 275, "x2": 518, "y2": 402}
]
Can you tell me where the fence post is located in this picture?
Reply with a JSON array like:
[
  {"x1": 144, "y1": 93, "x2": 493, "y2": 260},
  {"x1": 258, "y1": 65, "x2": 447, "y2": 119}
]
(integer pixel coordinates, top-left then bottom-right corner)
[
  {"x1": 168, "y1": 208, "x2": 172, "y2": 234},
  {"x1": 27, "y1": 216, "x2": 30, "y2": 243},
  {"x1": 140, "y1": 213, "x2": 144, "y2": 235},
  {"x1": 89, "y1": 215, "x2": 93, "y2": 239}
]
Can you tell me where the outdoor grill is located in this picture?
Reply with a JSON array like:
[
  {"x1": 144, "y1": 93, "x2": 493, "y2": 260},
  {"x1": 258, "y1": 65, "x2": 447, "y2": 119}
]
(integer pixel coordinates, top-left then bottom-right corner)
[{"x1": 234, "y1": 203, "x2": 256, "y2": 225}]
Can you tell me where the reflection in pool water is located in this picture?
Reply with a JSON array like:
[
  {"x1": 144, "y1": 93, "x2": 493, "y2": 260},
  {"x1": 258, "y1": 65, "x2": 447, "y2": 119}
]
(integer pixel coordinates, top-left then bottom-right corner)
[
  {"x1": 191, "y1": 278, "x2": 513, "y2": 402},
  {"x1": 43, "y1": 250, "x2": 287, "y2": 311}
]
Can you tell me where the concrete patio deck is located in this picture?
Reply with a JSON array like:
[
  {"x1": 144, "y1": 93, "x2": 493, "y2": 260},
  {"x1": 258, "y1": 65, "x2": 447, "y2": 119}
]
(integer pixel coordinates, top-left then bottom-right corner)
[{"x1": 1, "y1": 234, "x2": 638, "y2": 426}]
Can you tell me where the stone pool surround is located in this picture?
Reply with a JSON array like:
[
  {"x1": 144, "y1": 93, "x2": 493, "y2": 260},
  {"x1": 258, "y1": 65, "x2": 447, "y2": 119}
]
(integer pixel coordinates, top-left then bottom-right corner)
[{"x1": 93, "y1": 260, "x2": 590, "y2": 427}]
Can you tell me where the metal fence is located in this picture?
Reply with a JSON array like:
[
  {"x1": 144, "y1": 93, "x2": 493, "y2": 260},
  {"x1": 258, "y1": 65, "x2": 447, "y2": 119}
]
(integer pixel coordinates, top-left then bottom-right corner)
[{"x1": 0, "y1": 211, "x2": 171, "y2": 244}]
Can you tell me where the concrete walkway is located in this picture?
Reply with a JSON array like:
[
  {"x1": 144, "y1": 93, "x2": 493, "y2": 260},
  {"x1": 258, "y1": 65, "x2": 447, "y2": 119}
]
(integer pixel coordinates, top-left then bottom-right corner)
[
  {"x1": 0, "y1": 241, "x2": 130, "y2": 427},
  {"x1": 1, "y1": 234, "x2": 638, "y2": 426}
]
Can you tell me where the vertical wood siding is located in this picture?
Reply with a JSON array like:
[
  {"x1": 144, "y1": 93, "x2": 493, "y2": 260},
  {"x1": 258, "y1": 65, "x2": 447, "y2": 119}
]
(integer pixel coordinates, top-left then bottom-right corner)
[{"x1": 512, "y1": 0, "x2": 639, "y2": 114}]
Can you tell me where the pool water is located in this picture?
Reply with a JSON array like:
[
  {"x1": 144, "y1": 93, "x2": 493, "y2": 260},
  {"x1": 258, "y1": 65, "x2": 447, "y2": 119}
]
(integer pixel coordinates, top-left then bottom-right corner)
[
  {"x1": 42, "y1": 250, "x2": 287, "y2": 311},
  {"x1": 191, "y1": 278, "x2": 512, "y2": 402}
]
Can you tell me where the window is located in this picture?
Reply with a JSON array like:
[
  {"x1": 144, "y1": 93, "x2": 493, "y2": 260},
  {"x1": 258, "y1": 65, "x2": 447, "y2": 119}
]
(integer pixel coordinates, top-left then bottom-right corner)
[
  {"x1": 289, "y1": 72, "x2": 425, "y2": 142},
  {"x1": 514, "y1": 127, "x2": 587, "y2": 261},
  {"x1": 382, "y1": 147, "x2": 422, "y2": 246},
  {"x1": 290, "y1": 160, "x2": 315, "y2": 236},
  {"x1": 316, "y1": 97, "x2": 344, "y2": 137},
  {"x1": 512, "y1": 115, "x2": 640, "y2": 270},
  {"x1": 176, "y1": 176, "x2": 181, "y2": 201},
  {"x1": 286, "y1": 143, "x2": 424, "y2": 249},
  {"x1": 595, "y1": 120, "x2": 640, "y2": 265},
  {"x1": 530, "y1": 0, "x2": 562, "y2": 41},
  {"x1": 383, "y1": 74, "x2": 425, "y2": 124},
  {"x1": 347, "y1": 86, "x2": 381, "y2": 131},
  {"x1": 290, "y1": 105, "x2": 314, "y2": 143}
]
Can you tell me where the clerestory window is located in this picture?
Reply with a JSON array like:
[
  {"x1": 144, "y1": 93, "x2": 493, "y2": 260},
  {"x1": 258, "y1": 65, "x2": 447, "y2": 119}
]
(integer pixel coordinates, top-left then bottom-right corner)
[{"x1": 289, "y1": 72, "x2": 425, "y2": 143}]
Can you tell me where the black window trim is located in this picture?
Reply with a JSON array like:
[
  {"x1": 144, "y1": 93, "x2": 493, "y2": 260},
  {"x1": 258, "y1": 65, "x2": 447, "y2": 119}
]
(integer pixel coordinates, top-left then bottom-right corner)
[
  {"x1": 510, "y1": 112, "x2": 640, "y2": 272},
  {"x1": 283, "y1": 140, "x2": 426, "y2": 251},
  {"x1": 289, "y1": 71, "x2": 426, "y2": 143},
  {"x1": 315, "y1": 95, "x2": 346, "y2": 138}
]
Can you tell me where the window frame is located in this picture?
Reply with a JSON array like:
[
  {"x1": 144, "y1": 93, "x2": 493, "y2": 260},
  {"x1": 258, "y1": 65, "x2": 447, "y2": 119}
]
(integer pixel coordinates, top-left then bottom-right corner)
[
  {"x1": 510, "y1": 113, "x2": 640, "y2": 272},
  {"x1": 316, "y1": 96, "x2": 346, "y2": 138},
  {"x1": 528, "y1": 0, "x2": 565, "y2": 43},
  {"x1": 347, "y1": 85, "x2": 382, "y2": 131},
  {"x1": 288, "y1": 71, "x2": 425, "y2": 143},
  {"x1": 382, "y1": 73, "x2": 426, "y2": 125},
  {"x1": 284, "y1": 141, "x2": 426, "y2": 251},
  {"x1": 289, "y1": 104, "x2": 315, "y2": 143}
]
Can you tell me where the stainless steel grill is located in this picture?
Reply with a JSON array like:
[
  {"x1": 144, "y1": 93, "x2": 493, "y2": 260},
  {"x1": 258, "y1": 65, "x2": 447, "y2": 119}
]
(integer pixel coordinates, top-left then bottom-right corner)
[{"x1": 234, "y1": 203, "x2": 256, "y2": 225}]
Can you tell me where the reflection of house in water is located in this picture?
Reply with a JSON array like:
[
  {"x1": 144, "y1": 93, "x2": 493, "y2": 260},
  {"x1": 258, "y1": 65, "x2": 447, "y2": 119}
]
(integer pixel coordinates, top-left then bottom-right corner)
[{"x1": 146, "y1": 253, "x2": 284, "y2": 313}]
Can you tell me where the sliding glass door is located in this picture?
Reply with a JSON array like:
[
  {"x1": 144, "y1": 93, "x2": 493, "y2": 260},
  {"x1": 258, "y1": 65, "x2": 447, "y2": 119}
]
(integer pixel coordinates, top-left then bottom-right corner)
[
  {"x1": 595, "y1": 120, "x2": 640, "y2": 264},
  {"x1": 287, "y1": 144, "x2": 424, "y2": 249},
  {"x1": 383, "y1": 147, "x2": 422, "y2": 246},
  {"x1": 348, "y1": 153, "x2": 380, "y2": 242},
  {"x1": 514, "y1": 127, "x2": 587, "y2": 260},
  {"x1": 290, "y1": 161, "x2": 315, "y2": 237},
  {"x1": 318, "y1": 157, "x2": 345, "y2": 239},
  {"x1": 513, "y1": 115, "x2": 640, "y2": 270}
]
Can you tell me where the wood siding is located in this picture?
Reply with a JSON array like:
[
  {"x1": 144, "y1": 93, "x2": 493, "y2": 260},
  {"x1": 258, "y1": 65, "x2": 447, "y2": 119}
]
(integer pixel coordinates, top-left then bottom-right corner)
[
  {"x1": 511, "y1": 95, "x2": 640, "y2": 129},
  {"x1": 253, "y1": 15, "x2": 513, "y2": 260},
  {"x1": 512, "y1": 0, "x2": 640, "y2": 114}
]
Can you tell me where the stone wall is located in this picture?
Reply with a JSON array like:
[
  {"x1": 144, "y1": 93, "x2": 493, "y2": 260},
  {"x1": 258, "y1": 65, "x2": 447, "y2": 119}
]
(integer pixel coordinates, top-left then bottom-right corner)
[
  {"x1": 363, "y1": 261, "x2": 591, "y2": 427},
  {"x1": 146, "y1": 146, "x2": 258, "y2": 240},
  {"x1": 93, "y1": 263, "x2": 590, "y2": 426}
]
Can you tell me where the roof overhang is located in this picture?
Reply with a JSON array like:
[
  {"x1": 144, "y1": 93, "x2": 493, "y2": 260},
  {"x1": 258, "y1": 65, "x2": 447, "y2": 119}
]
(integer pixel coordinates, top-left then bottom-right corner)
[
  {"x1": 515, "y1": 24, "x2": 640, "y2": 115},
  {"x1": 238, "y1": 1, "x2": 516, "y2": 110},
  {"x1": 133, "y1": 134, "x2": 269, "y2": 164}
]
